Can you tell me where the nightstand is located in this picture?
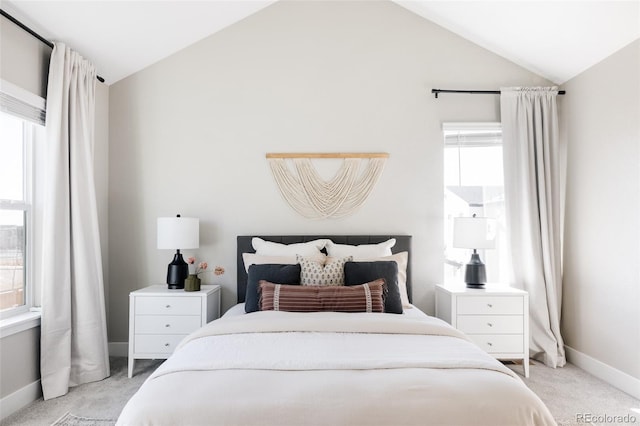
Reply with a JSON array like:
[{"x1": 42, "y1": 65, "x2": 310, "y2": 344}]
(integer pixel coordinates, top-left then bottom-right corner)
[
  {"x1": 128, "y1": 284, "x2": 221, "y2": 377},
  {"x1": 435, "y1": 283, "x2": 529, "y2": 377}
]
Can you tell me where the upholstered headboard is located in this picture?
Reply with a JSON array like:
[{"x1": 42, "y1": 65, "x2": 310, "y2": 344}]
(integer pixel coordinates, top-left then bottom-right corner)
[{"x1": 236, "y1": 235, "x2": 412, "y2": 304}]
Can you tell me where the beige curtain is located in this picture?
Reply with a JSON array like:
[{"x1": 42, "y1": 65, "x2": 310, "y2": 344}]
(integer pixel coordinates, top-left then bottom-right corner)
[
  {"x1": 500, "y1": 87, "x2": 566, "y2": 368},
  {"x1": 40, "y1": 42, "x2": 110, "y2": 399}
]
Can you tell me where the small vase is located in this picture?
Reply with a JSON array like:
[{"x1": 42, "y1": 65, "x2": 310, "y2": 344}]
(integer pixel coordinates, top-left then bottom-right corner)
[{"x1": 184, "y1": 274, "x2": 201, "y2": 292}]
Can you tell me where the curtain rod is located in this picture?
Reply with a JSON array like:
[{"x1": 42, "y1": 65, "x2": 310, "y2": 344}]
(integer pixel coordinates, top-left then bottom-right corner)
[
  {"x1": 431, "y1": 88, "x2": 566, "y2": 98},
  {"x1": 0, "y1": 9, "x2": 105, "y2": 83}
]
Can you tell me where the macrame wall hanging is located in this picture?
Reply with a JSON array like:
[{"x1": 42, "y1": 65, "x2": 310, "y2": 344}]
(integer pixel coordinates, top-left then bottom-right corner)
[{"x1": 266, "y1": 153, "x2": 388, "y2": 219}]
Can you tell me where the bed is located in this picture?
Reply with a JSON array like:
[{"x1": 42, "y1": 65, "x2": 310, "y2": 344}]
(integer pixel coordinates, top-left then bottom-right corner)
[{"x1": 117, "y1": 235, "x2": 555, "y2": 426}]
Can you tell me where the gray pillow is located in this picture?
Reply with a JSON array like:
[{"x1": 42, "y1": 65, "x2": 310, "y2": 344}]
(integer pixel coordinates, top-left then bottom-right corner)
[
  {"x1": 344, "y1": 261, "x2": 402, "y2": 314},
  {"x1": 245, "y1": 264, "x2": 301, "y2": 313}
]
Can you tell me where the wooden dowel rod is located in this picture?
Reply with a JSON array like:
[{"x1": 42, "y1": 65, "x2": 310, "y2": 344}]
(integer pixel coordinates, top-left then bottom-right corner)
[{"x1": 266, "y1": 153, "x2": 389, "y2": 159}]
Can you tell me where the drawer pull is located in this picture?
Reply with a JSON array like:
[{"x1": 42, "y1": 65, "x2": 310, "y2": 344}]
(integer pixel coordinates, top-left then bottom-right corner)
[
  {"x1": 165, "y1": 305, "x2": 171, "y2": 309},
  {"x1": 165, "y1": 324, "x2": 170, "y2": 328},
  {"x1": 487, "y1": 322, "x2": 493, "y2": 327},
  {"x1": 487, "y1": 342, "x2": 493, "y2": 347},
  {"x1": 164, "y1": 343, "x2": 170, "y2": 347},
  {"x1": 487, "y1": 303, "x2": 493, "y2": 308}
]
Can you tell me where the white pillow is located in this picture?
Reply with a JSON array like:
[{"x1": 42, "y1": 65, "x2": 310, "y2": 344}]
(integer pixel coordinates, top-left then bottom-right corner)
[
  {"x1": 242, "y1": 253, "x2": 326, "y2": 272},
  {"x1": 251, "y1": 237, "x2": 328, "y2": 256},
  {"x1": 326, "y1": 238, "x2": 396, "y2": 260},
  {"x1": 356, "y1": 252, "x2": 410, "y2": 308}
]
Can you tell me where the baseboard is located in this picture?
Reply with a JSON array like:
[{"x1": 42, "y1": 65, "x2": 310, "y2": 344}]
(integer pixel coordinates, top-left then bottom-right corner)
[
  {"x1": 0, "y1": 380, "x2": 41, "y2": 420},
  {"x1": 565, "y1": 345, "x2": 640, "y2": 399},
  {"x1": 109, "y1": 342, "x2": 128, "y2": 357}
]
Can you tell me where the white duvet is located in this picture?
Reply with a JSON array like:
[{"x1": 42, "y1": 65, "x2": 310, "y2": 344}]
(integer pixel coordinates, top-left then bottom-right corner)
[{"x1": 118, "y1": 307, "x2": 555, "y2": 426}]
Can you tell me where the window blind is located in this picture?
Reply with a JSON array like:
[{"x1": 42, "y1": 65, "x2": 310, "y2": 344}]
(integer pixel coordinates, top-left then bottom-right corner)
[
  {"x1": 443, "y1": 122, "x2": 501, "y2": 147},
  {"x1": 0, "y1": 79, "x2": 45, "y2": 126}
]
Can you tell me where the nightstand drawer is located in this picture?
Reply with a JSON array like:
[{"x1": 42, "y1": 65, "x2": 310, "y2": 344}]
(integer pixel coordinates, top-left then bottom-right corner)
[
  {"x1": 135, "y1": 315, "x2": 201, "y2": 334},
  {"x1": 134, "y1": 334, "x2": 186, "y2": 354},
  {"x1": 468, "y1": 334, "x2": 523, "y2": 353},
  {"x1": 457, "y1": 315, "x2": 523, "y2": 334},
  {"x1": 457, "y1": 296, "x2": 523, "y2": 315},
  {"x1": 136, "y1": 296, "x2": 201, "y2": 315}
]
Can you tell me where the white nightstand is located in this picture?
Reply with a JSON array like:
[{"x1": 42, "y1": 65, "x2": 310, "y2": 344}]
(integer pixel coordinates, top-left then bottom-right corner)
[
  {"x1": 435, "y1": 283, "x2": 530, "y2": 377},
  {"x1": 128, "y1": 284, "x2": 221, "y2": 377}
]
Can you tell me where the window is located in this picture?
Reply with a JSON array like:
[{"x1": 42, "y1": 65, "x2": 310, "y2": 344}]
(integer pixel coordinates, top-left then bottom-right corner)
[
  {"x1": 443, "y1": 123, "x2": 508, "y2": 284},
  {"x1": 0, "y1": 80, "x2": 45, "y2": 319}
]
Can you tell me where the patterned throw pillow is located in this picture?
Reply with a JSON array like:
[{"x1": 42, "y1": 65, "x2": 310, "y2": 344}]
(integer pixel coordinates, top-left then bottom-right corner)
[
  {"x1": 258, "y1": 279, "x2": 385, "y2": 313},
  {"x1": 297, "y1": 254, "x2": 352, "y2": 286}
]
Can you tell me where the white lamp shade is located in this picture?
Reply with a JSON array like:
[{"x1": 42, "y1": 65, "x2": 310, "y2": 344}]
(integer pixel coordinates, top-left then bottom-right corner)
[
  {"x1": 157, "y1": 217, "x2": 199, "y2": 250},
  {"x1": 453, "y1": 217, "x2": 496, "y2": 249}
]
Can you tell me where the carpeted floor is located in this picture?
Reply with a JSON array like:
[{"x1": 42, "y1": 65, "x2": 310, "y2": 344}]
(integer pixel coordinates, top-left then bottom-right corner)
[
  {"x1": 2, "y1": 358, "x2": 638, "y2": 426},
  {"x1": 1, "y1": 358, "x2": 162, "y2": 426},
  {"x1": 505, "y1": 362, "x2": 639, "y2": 426}
]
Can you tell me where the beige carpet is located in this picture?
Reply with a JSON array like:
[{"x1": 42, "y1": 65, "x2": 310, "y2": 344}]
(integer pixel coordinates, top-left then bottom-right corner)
[
  {"x1": 1, "y1": 358, "x2": 162, "y2": 426},
  {"x1": 507, "y1": 361, "x2": 639, "y2": 426},
  {"x1": 2, "y1": 357, "x2": 638, "y2": 426}
]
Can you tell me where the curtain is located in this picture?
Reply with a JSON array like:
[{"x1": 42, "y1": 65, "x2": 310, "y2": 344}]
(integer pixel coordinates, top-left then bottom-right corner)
[
  {"x1": 500, "y1": 87, "x2": 566, "y2": 368},
  {"x1": 40, "y1": 42, "x2": 110, "y2": 400}
]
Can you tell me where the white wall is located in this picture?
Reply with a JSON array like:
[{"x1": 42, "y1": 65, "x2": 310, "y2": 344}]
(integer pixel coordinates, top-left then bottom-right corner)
[
  {"x1": 562, "y1": 40, "x2": 640, "y2": 383},
  {"x1": 108, "y1": 0, "x2": 550, "y2": 342}
]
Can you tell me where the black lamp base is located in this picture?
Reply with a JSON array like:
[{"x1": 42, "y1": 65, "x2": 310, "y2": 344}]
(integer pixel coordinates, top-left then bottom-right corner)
[
  {"x1": 464, "y1": 252, "x2": 487, "y2": 288},
  {"x1": 167, "y1": 250, "x2": 188, "y2": 289}
]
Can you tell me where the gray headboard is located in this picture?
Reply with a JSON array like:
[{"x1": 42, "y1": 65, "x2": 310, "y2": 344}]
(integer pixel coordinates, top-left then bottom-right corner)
[{"x1": 236, "y1": 235, "x2": 412, "y2": 304}]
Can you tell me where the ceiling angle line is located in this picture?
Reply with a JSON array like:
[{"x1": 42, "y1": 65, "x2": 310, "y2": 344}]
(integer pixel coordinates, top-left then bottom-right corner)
[
  {"x1": 431, "y1": 88, "x2": 566, "y2": 99},
  {"x1": 0, "y1": 8, "x2": 105, "y2": 83}
]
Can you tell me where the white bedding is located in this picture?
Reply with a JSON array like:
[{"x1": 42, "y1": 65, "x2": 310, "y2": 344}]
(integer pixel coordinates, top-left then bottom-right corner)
[{"x1": 118, "y1": 307, "x2": 555, "y2": 426}]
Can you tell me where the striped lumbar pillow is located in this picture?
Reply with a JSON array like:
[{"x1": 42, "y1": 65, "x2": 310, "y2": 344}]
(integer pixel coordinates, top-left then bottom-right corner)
[{"x1": 258, "y1": 279, "x2": 385, "y2": 313}]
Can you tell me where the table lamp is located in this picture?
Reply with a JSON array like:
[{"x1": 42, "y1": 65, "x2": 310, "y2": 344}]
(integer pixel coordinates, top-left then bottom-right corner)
[
  {"x1": 453, "y1": 215, "x2": 496, "y2": 288},
  {"x1": 157, "y1": 215, "x2": 199, "y2": 289}
]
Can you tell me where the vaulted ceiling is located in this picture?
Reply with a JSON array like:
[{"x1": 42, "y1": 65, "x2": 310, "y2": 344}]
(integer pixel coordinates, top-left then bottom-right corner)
[{"x1": 2, "y1": 0, "x2": 639, "y2": 85}]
